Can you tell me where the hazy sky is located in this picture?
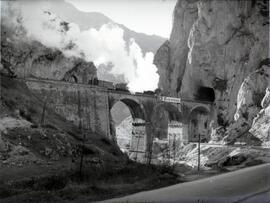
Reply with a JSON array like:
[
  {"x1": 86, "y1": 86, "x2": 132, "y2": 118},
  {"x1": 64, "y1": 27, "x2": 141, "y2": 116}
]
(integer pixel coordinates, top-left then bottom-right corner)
[{"x1": 66, "y1": 0, "x2": 177, "y2": 38}]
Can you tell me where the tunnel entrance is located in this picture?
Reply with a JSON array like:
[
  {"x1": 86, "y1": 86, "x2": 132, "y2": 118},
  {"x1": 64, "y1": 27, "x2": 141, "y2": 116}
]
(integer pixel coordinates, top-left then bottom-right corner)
[
  {"x1": 188, "y1": 106, "x2": 210, "y2": 142},
  {"x1": 195, "y1": 86, "x2": 215, "y2": 102},
  {"x1": 71, "y1": 75, "x2": 78, "y2": 83},
  {"x1": 110, "y1": 99, "x2": 146, "y2": 161}
]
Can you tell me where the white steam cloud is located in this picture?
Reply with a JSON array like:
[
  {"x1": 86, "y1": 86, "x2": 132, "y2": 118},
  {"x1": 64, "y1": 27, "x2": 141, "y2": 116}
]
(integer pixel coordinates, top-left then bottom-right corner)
[{"x1": 3, "y1": 1, "x2": 159, "y2": 92}]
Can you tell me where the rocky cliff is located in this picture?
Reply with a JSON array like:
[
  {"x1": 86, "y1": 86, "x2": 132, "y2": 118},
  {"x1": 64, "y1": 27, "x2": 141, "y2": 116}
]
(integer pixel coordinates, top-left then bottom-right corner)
[
  {"x1": 222, "y1": 65, "x2": 270, "y2": 144},
  {"x1": 154, "y1": 0, "x2": 198, "y2": 96},
  {"x1": 154, "y1": 0, "x2": 269, "y2": 143},
  {"x1": 250, "y1": 87, "x2": 270, "y2": 146}
]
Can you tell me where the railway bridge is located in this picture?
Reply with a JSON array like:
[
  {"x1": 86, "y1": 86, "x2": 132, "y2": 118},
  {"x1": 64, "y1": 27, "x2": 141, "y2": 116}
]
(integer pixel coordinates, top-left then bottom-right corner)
[{"x1": 22, "y1": 77, "x2": 214, "y2": 159}]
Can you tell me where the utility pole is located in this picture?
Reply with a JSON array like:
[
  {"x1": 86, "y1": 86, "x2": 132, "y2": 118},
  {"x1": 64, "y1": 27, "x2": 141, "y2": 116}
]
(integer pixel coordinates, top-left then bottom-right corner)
[
  {"x1": 40, "y1": 100, "x2": 47, "y2": 126},
  {"x1": 40, "y1": 90, "x2": 52, "y2": 126},
  {"x1": 79, "y1": 132, "x2": 86, "y2": 180},
  {"x1": 77, "y1": 90, "x2": 84, "y2": 180},
  {"x1": 198, "y1": 134, "x2": 201, "y2": 172},
  {"x1": 135, "y1": 132, "x2": 141, "y2": 161},
  {"x1": 173, "y1": 134, "x2": 176, "y2": 167},
  {"x1": 77, "y1": 90, "x2": 82, "y2": 130}
]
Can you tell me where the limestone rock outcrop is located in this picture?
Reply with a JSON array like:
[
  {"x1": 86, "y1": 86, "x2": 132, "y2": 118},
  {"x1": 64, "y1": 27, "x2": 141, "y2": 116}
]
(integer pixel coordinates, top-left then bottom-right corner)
[
  {"x1": 249, "y1": 87, "x2": 270, "y2": 146},
  {"x1": 154, "y1": 0, "x2": 198, "y2": 96},
  {"x1": 223, "y1": 65, "x2": 270, "y2": 144},
  {"x1": 154, "y1": 0, "x2": 269, "y2": 136}
]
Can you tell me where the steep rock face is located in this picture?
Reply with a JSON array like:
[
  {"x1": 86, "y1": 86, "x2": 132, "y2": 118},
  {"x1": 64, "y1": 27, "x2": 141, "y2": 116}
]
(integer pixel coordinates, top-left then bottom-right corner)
[
  {"x1": 234, "y1": 66, "x2": 270, "y2": 126},
  {"x1": 250, "y1": 88, "x2": 270, "y2": 146},
  {"x1": 154, "y1": 40, "x2": 170, "y2": 94},
  {"x1": 1, "y1": 24, "x2": 97, "y2": 81},
  {"x1": 155, "y1": 0, "x2": 269, "y2": 127},
  {"x1": 222, "y1": 65, "x2": 270, "y2": 144},
  {"x1": 154, "y1": 0, "x2": 198, "y2": 96}
]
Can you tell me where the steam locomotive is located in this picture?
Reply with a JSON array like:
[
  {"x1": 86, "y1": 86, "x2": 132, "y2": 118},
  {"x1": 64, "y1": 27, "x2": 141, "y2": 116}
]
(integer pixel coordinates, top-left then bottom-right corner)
[
  {"x1": 90, "y1": 79, "x2": 130, "y2": 92},
  {"x1": 91, "y1": 78, "x2": 158, "y2": 95}
]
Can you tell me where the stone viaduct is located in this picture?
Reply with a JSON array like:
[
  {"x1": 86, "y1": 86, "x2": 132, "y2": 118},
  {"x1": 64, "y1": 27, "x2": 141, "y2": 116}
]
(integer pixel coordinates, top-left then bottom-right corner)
[{"x1": 23, "y1": 77, "x2": 214, "y2": 156}]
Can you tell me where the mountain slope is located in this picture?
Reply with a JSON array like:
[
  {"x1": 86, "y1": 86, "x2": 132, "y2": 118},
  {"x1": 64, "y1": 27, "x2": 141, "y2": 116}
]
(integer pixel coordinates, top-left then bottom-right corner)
[{"x1": 48, "y1": 0, "x2": 166, "y2": 54}]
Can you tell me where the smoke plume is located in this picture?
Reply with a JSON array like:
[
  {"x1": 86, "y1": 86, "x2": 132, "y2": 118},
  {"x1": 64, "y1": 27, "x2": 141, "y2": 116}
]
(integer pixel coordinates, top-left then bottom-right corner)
[{"x1": 2, "y1": 1, "x2": 159, "y2": 92}]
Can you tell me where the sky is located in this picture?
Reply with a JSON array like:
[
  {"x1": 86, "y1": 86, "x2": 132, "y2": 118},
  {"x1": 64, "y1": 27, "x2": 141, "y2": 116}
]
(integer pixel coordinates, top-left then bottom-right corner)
[{"x1": 66, "y1": 0, "x2": 177, "y2": 38}]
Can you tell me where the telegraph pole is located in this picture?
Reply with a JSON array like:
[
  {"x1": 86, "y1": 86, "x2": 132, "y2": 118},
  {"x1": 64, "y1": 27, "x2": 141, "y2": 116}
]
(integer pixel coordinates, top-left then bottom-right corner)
[
  {"x1": 79, "y1": 132, "x2": 86, "y2": 180},
  {"x1": 198, "y1": 134, "x2": 201, "y2": 172},
  {"x1": 77, "y1": 90, "x2": 84, "y2": 179},
  {"x1": 40, "y1": 90, "x2": 52, "y2": 126},
  {"x1": 135, "y1": 134, "x2": 140, "y2": 161},
  {"x1": 173, "y1": 134, "x2": 176, "y2": 167}
]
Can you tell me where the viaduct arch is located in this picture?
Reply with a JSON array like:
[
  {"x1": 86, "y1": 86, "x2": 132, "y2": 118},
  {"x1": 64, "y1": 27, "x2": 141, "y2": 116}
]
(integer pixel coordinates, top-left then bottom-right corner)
[
  {"x1": 151, "y1": 103, "x2": 183, "y2": 140},
  {"x1": 188, "y1": 105, "x2": 211, "y2": 142},
  {"x1": 109, "y1": 97, "x2": 147, "y2": 157},
  {"x1": 109, "y1": 97, "x2": 147, "y2": 120}
]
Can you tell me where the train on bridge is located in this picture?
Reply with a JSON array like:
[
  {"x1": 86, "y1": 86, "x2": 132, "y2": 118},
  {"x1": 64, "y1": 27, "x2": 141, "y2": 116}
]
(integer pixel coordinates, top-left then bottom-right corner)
[
  {"x1": 89, "y1": 78, "x2": 184, "y2": 104},
  {"x1": 90, "y1": 78, "x2": 158, "y2": 96}
]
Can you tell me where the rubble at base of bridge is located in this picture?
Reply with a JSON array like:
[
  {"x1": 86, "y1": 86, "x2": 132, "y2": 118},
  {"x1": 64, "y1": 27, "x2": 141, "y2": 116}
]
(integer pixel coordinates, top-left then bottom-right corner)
[
  {"x1": 115, "y1": 112, "x2": 270, "y2": 170},
  {"x1": 186, "y1": 144, "x2": 269, "y2": 170},
  {"x1": 150, "y1": 141, "x2": 270, "y2": 171}
]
